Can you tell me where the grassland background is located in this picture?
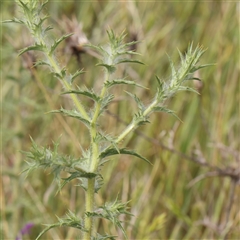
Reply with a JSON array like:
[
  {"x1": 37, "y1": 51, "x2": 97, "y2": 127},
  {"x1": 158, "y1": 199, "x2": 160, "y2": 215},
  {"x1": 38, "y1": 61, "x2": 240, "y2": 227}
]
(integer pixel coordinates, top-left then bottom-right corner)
[{"x1": 1, "y1": 1, "x2": 239, "y2": 239}]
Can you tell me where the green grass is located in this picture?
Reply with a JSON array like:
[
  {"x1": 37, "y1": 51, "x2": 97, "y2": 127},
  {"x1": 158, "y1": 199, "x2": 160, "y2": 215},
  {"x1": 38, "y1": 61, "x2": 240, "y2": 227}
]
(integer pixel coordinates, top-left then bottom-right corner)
[{"x1": 1, "y1": 1, "x2": 239, "y2": 239}]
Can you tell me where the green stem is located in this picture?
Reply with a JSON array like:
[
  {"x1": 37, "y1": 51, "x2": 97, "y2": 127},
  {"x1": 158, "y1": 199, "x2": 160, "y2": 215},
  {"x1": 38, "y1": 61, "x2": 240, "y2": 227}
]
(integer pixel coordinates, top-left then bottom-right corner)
[
  {"x1": 115, "y1": 99, "x2": 158, "y2": 144},
  {"x1": 89, "y1": 71, "x2": 109, "y2": 172},
  {"x1": 18, "y1": 1, "x2": 89, "y2": 121},
  {"x1": 47, "y1": 54, "x2": 90, "y2": 121},
  {"x1": 83, "y1": 178, "x2": 95, "y2": 240},
  {"x1": 84, "y1": 72, "x2": 109, "y2": 239}
]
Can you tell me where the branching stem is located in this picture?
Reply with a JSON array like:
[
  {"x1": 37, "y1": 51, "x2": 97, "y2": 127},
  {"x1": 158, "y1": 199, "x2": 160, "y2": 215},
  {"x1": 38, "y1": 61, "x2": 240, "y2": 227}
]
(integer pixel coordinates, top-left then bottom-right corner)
[
  {"x1": 84, "y1": 72, "x2": 110, "y2": 239},
  {"x1": 46, "y1": 54, "x2": 90, "y2": 121},
  {"x1": 116, "y1": 99, "x2": 158, "y2": 144}
]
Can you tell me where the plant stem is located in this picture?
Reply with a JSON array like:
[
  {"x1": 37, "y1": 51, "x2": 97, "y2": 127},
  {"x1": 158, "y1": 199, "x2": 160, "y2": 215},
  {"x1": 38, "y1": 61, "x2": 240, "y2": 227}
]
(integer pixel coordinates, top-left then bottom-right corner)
[
  {"x1": 47, "y1": 54, "x2": 90, "y2": 121},
  {"x1": 83, "y1": 178, "x2": 95, "y2": 240},
  {"x1": 84, "y1": 72, "x2": 109, "y2": 239},
  {"x1": 116, "y1": 99, "x2": 158, "y2": 144}
]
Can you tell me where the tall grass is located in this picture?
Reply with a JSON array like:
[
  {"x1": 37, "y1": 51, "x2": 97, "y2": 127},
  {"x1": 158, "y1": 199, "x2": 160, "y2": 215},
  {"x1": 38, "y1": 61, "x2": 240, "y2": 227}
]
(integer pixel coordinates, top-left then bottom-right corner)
[{"x1": 2, "y1": 1, "x2": 239, "y2": 239}]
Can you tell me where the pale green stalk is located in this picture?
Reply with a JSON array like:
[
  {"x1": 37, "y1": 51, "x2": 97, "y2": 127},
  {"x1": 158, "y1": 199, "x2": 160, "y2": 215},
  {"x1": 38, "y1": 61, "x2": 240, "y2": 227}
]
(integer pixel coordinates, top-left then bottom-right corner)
[
  {"x1": 116, "y1": 99, "x2": 158, "y2": 144},
  {"x1": 84, "y1": 70, "x2": 111, "y2": 239},
  {"x1": 46, "y1": 55, "x2": 89, "y2": 121}
]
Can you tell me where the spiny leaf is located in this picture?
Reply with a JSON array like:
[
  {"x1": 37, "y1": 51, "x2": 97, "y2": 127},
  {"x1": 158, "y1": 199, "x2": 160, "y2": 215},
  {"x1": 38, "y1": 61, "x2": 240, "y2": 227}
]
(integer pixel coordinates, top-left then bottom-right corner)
[
  {"x1": 177, "y1": 48, "x2": 185, "y2": 65},
  {"x1": 58, "y1": 171, "x2": 97, "y2": 193},
  {"x1": 62, "y1": 87, "x2": 100, "y2": 102},
  {"x1": 177, "y1": 86, "x2": 199, "y2": 94},
  {"x1": 167, "y1": 54, "x2": 178, "y2": 86},
  {"x1": 99, "y1": 94, "x2": 114, "y2": 115},
  {"x1": 50, "y1": 108, "x2": 90, "y2": 127},
  {"x1": 3, "y1": 18, "x2": 25, "y2": 24},
  {"x1": 96, "y1": 63, "x2": 116, "y2": 73},
  {"x1": 19, "y1": 43, "x2": 46, "y2": 56},
  {"x1": 177, "y1": 44, "x2": 206, "y2": 82},
  {"x1": 69, "y1": 69, "x2": 85, "y2": 83},
  {"x1": 125, "y1": 91, "x2": 145, "y2": 111},
  {"x1": 115, "y1": 58, "x2": 144, "y2": 65},
  {"x1": 86, "y1": 198, "x2": 132, "y2": 239},
  {"x1": 99, "y1": 148, "x2": 151, "y2": 165},
  {"x1": 95, "y1": 132, "x2": 119, "y2": 153},
  {"x1": 36, "y1": 210, "x2": 86, "y2": 240},
  {"x1": 190, "y1": 63, "x2": 215, "y2": 73},
  {"x1": 53, "y1": 67, "x2": 67, "y2": 79},
  {"x1": 155, "y1": 76, "x2": 167, "y2": 100},
  {"x1": 38, "y1": 1, "x2": 49, "y2": 14},
  {"x1": 153, "y1": 106, "x2": 182, "y2": 122},
  {"x1": 155, "y1": 75, "x2": 163, "y2": 88},
  {"x1": 92, "y1": 234, "x2": 116, "y2": 240},
  {"x1": 104, "y1": 79, "x2": 147, "y2": 89},
  {"x1": 134, "y1": 111, "x2": 150, "y2": 126},
  {"x1": 49, "y1": 33, "x2": 73, "y2": 55},
  {"x1": 17, "y1": 0, "x2": 32, "y2": 16},
  {"x1": 106, "y1": 29, "x2": 126, "y2": 49},
  {"x1": 85, "y1": 43, "x2": 109, "y2": 56},
  {"x1": 94, "y1": 174, "x2": 104, "y2": 193},
  {"x1": 43, "y1": 25, "x2": 53, "y2": 33},
  {"x1": 90, "y1": 30, "x2": 143, "y2": 74},
  {"x1": 22, "y1": 137, "x2": 91, "y2": 187},
  {"x1": 77, "y1": 174, "x2": 103, "y2": 193},
  {"x1": 33, "y1": 16, "x2": 49, "y2": 31},
  {"x1": 34, "y1": 60, "x2": 50, "y2": 67}
]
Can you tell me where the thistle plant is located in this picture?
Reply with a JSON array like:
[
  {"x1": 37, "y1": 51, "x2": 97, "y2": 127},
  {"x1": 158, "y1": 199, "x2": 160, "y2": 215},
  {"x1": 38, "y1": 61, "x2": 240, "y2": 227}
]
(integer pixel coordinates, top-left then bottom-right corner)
[{"x1": 6, "y1": 1, "x2": 210, "y2": 239}]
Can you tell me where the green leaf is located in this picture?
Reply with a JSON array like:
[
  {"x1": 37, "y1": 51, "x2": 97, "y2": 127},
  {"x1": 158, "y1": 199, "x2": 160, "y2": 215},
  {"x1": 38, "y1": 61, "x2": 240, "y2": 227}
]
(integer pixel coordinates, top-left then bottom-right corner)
[
  {"x1": 95, "y1": 132, "x2": 119, "y2": 153},
  {"x1": 104, "y1": 79, "x2": 147, "y2": 89},
  {"x1": 38, "y1": 1, "x2": 49, "y2": 14},
  {"x1": 134, "y1": 111, "x2": 150, "y2": 126},
  {"x1": 167, "y1": 54, "x2": 178, "y2": 85},
  {"x1": 36, "y1": 210, "x2": 86, "y2": 240},
  {"x1": 177, "y1": 86, "x2": 199, "y2": 94},
  {"x1": 92, "y1": 234, "x2": 117, "y2": 240},
  {"x1": 77, "y1": 174, "x2": 103, "y2": 193},
  {"x1": 155, "y1": 76, "x2": 167, "y2": 101},
  {"x1": 115, "y1": 58, "x2": 144, "y2": 65},
  {"x1": 99, "y1": 148, "x2": 151, "y2": 165},
  {"x1": 153, "y1": 106, "x2": 182, "y2": 121},
  {"x1": 99, "y1": 94, "x2": 114, "y2": 115},
  {"x1": 155, "y1": 75, "x2": 161, "y2": 87},
  {"x1": 19, "y1": 43, "x2": 46, "y2": 56},
  {"x1": 58, "y1": 171, "x2": 97, "y2": 193},
  {"x1": 96, "y1": 63, "x2": 116, "y2": 73},
  {"x1": 69, "y1": 69, "x2": 85, "y2": 83},
  {"x1": 22, "y1": 137, "x2": 91, "y2": 187},
  {"x1": 2, "y1": 18, "x2": 25, "y2": 24},
  {"x1": 190, "y1": 63, "x2": 215, "y2": 73},
  {"x1": 50, "y1": 108, "x2": 90, "y2": 127},
  {"x1": 125, "y1": 91, "x2": 145, "y2": 111},
  {"x1": 94, "y1": 174, "x2": 104, "y2": 193},
  {"x1": 34, "y1": 60, "x2": 50, "y2": 67},
  {"x1": 33, "y1": 15, "x2": 49, "y2": 32},
  {"x1": 49, "y1": 33, "x2": 73, "y2": 55},
  {"x1": 89, "y1": 30, "x2": 143, "y2": 74},
  {"x1": 85, "y1": 43, "x2": 109, "y2": 56},
  {"x1": 177, "y1": 48, "x2": 185, "y2": 65},
  {"x1": 43, "y1": 25, "x2": 53, "y2": 33},
  {"x1": 17, "y1": 0, "x2": 32, "y2": 17},
  {"x1": 62, "y1": 87, "x2": 100, "y2": 102},
  {"x1": 86, "y1": 197, "x2": 132, "y2": 239},
  {"x1": 53, "y1": 67, "x2": 67, "y2": 79}
]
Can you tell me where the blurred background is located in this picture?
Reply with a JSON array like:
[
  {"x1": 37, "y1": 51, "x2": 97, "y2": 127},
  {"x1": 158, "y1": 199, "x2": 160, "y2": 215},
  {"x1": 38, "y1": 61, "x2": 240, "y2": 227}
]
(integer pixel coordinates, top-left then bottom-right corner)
[{"x1": 1, "y1": 1, "x2": 239, "y2": 239}]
